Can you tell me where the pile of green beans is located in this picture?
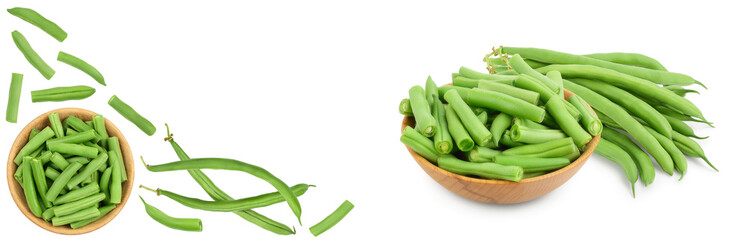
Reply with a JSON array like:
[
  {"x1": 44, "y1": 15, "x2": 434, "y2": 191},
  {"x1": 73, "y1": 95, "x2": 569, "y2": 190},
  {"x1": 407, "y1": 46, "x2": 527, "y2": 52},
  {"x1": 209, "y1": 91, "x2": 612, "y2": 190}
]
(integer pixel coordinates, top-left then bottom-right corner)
[
  {"x1": 482, "y1": 46, "x2": 714, "y2": 196},
  {"x1": 400, "y1": 63, "x2": 601, "y2": 181},
  {"x1": 13, "y1": 112, "x2": 127, "y2": 228}
]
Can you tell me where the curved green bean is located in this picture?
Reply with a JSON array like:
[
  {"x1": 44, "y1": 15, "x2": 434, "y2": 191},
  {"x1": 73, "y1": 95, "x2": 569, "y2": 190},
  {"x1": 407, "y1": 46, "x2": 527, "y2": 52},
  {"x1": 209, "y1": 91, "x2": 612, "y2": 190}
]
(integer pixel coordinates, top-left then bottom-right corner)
[
  {"x1": 11, "y1": 31, "x2": 55, "y2": 79},
  {"x1": 140, "y1": 196, "x2": 203, "y2": 232},
  {"x1": 140, "y1": 184, "x2": 311, "y2": 212},
  {"x1": 7, "y1": 8, "x2": 67, "y2": 42},
  {"x1": 23, "y1": 158, "x2": 43, "y2": 217},
  {"x1": 601, "y1": 127, "x2": 655, "y2": 186},
  {"x1": 309, "y1": 200, "x2": 354, "y2": 237},
  {"x1": 144, "y1": 157, "x2": 303, "y2": 224},
  {"x1": 31, "y1": 85, "x2": 96, "y2": 103},
  {"x1": 109, "y1": 95, "x2": 157, "y2": 136},
  {"x1": 57, "y1": 51, "x2": 106, "y2": 86},
  {"x1": 432, "y1": 101, "x2": 453, "y2": 154},
  {"x1": 563, "y1": 80, "x2": 674, "y2": 175},
  {"x1": 583, "y1": 52, "x2": 667, "y2": 71},
  {"x1": 644, "y1": 126, "x2": 687, "y2": 180},
  {"x1": 546, "y1": 96, "x2": 591, "y2": 147},
  {"x1": 536, "y1": 65, "x2": 704, "y2": 120},
  {"x1": 568, "y1": 78, "x2": 671, "y2": 138},
  {"x1": 14, "y1": 127, "x2": 55, "y2": 164},
  {"x1": 467, "y1": 88, "x2": 545, "y2": 123},
  {"x1": 408, "y1": 86, "x2": 436, "y2": 137},
  {"x1": 672, "y1": 131, "x2": 716, "y2": 172},
  {"x1": 493, "y1": 155, "x2": 570, "y2": 172},
  {"x1": 445, "y1": 104, "x2": 474, "y2": 151},
  {"x1": 6, "y1": 73, "x2": 23, "y2": 123},
  {"x1": 594, "y1": 139, "x2": 638, "y2": 197},
  {"x1": 477, "y1": 80, "x2": 540, "y2": 104},
  {"x1": 444, "y1": 90, "x2": 492, "y2": 146},
  {"x1": 70, "y1": 204, "x2": 116, "y2": 229},
  {"x1": 489, "y1": 113, "x2": 512, "y2": 148},
  {"x1": 507, "y1": 54, "x2": 560, "y2": 93},
  {"x1": 437, "y1": 155, "x2": 523, "y2": 181},
  {"x1": 567, "y1": 95, "x2": 602, "y2": 136}
]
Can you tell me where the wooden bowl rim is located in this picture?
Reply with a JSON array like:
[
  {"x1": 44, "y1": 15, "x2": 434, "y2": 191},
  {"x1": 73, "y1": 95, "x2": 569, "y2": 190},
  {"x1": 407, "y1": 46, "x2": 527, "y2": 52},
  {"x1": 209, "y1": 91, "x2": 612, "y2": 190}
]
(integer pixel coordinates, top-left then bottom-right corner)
[
  {"x1": 402, "y1": 89, "x2": 600, "y2": 186},
  {"x1": 6, "y1": 108, "x2": 135, "y2": 235}
]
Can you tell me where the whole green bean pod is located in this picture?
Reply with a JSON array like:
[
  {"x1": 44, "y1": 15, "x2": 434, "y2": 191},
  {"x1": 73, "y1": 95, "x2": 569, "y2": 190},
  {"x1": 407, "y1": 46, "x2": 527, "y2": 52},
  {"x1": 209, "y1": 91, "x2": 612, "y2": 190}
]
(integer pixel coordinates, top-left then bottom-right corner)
[
  {"x1": 654, "y1": 105, "x2": 713, "y2": 127},
  {"x1": 144, "y1": 158, "x2": 303, "y2": 224},
  {"x1": 546, "y1": 96, "x2": 591, "y2": 147},
  {"x1": 6, "y1": 73, "x2": 23, "y2": 123},
  {"x1": 408, "y1": 86, "x2": 437, "y2": 137},
  {"x1": 140, "y1": 184, "x2": 312, "y2": 212},
  {"x1": 7, "y1": 8, "x2": 67, "y2": 42},
  {"x1": 11, "y1": 30, "x2": 55, "y2": 79},
  {"x1": 108, "y1": 95, "x2": 157, "y2": 136},
  {"x1": 437, "y1": 155, "x2": 523, "y2": 181},
  {"x1": 493, "y1": 155, "x2": 570, "y2": 172},
  {"x1": 567, "y1": 95, "x2": 602, "y2": 136},
  {"x1": 671, "y1": 132, "x2": 716, "y2": 171},
  {"x1": 139, "y1": 197, "x2": 202, "y2": 232},
  {"x1": 503, "y1": 47, "x2": 702, "y2": 87},
  {"x1": 467, "y1": 88, "x2": 545, "y2": 123},
  {"x1": 14, "y1": 127, "x2": 55, "y2": 165},
  {"x1": 444, "y1": 90, "x2": 492, "y2": 146},
  {"x1": 399, "y1": 98, "x2": 413, "y2": 116},
  {"x1": 52, "y1": 206, "x2": 100, "y2": 226},
  {"x1": 594, "y1": 139, "x2": 638, "y2": 197},
  {"x1": 445, "y1": 104, "x2": 475, "y2": 151},
  {"x1": 70, "y1": 204, "x2": 116, "y2": 229},
  {"x1": 663, "y1": 114, "x2": 708, "y2": 139},
  {"x1": 31, "y1": 85, "x2": 97, "y2": 103},
  {"x1": 507, "y1": 54, "x2": 560, "y2": 93},
  {"x1": 401, "y1": 126, "x2": 440, "y2": 162},
  {"x1": 477, "y1": 80, "x2": 540, "y2": 104},
  {"x1": 568, "y1": 78, "x2": 671, "y2": 138},
  {"x1": 489, "y1": 113, "x2": 513, "y2": 148},
  {"x1": 431, "y1": 99, "x2": 453, "y2": 154},
  {"x1": 57, "y1": 51, "x2": 106, "y2": 86},
  {"x1": 536, "y1": 65, "x2": 704, "y2": 119},
  {"x1": 601, "y1": 127, "x2": 655, "y2": 186},
  {"x1": 563, "y1": 80, "x2": 674, "y2": 175},
  {"x1": 309, "y1": 200, "x2": 355, "y2": 237},
  {"x1": 583, "y1": 52, "x2": 667, "y2": 71},
  {"x1": 22, "y1": 157, "x2": 44, "y2": 217}
]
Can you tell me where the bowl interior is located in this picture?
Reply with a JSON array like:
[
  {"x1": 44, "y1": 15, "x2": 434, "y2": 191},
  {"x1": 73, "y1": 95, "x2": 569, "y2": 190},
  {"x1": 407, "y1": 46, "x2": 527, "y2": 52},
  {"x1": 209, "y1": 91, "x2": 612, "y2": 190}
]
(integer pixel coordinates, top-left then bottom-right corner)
[{"x1": 6, "y1": 108, "x2": 135, "y2": 235}]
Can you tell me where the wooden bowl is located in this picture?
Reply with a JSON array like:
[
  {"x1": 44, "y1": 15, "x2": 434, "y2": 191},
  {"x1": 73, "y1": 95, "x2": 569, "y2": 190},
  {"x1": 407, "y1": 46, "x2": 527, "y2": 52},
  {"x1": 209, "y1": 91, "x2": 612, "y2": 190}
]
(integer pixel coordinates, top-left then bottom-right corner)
[
  {"x1": 7, "y1": 108, "x2": 135, "y2": 235},
  {"x1": 402, "y1": 89, "x2": 600, "y2": 204}
]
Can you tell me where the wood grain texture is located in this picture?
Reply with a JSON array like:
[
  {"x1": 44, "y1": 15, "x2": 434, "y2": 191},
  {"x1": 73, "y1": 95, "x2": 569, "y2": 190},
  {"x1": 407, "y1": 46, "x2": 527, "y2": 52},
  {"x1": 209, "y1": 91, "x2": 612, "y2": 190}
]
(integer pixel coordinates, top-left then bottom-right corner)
[
  {"x1": 402, "y1": 89, "x2": 600, "y2": 204},
  {"x1": 6, "y1": 108, "x2": 135, "y2": 235}
]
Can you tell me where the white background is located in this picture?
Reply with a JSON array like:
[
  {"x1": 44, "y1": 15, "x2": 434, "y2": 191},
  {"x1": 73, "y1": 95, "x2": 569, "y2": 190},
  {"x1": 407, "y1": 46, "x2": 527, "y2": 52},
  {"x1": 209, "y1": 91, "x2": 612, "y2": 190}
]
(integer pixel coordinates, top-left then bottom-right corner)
[{"x1": 1, "y1": 0, "x2": 746, "y2": 239}]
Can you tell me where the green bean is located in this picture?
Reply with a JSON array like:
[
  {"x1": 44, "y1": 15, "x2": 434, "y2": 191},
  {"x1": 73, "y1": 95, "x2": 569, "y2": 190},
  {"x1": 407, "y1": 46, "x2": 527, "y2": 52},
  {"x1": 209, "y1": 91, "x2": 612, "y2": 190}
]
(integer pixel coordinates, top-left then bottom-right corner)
[
  {"x1": 92, "y1": 114, "x2": 110, "y2": 148},
  {"x1": 494, "y1": 155, "x2": 570, "y2": 172},
  {"x1": 454, "y1": 76, "x2": 515, "y2": 88},
  {"x1": 45, "y1": 167, "x2": 60, "y2": 181},
  {"x1": 432, "y1": 100, "x2": 453, "y2": 154},
  {"x1": 437, "y1": 155, "x2": 523, "y2": 181},
  {"x1": 54, "y1": 183, "x2": 99, "y2": 205},
  {"x1": 22, "y1": 158, "x2": 43, "y2": 217},
  {"x1": 545, "y1": 70, "x2": 565, "y2": 99},
  {"x1": 523, "y1": 171, "x2": 550, "y2": 179},
  {"x1": 66, "y1": 128, "x2": 78, "y2": 136},
  {"x1": 654, "y1": 105, "x2": 712, "y2": 126},
  {"x1": 500, "y1": 132, "x2": 525, "y2": 148},
  {"x1": 408, "y1": 86, "x2": 437, "y2": 137},
  {"x1": 56, "y1": 51, "x2": 106, "y2": 86},
  {"x1": 459, "y1": 66, "x2": 513, "y2": 81},
  {"x1": 309, "y1": 200, "x2": 355, "y2": 237},
  {"x1": 507, "y1": 54, "x2": 560, "y2": 93},
  {"x1": 99, "y1": 167, "x2": 112, "y2": 202},
  {"x1": 467, "y1": 146, "x2": 501, "y2": 163},
  {"x1": 583, "y1": 52, "x2": 668, "y2": 71},
  {"x1": 54, "y1": 192, "x2": 105, "y2": 217},
  {"x1": 45, "y1": 113, "x2": 64, "y2": 139},
  {"x1": 11, "y1": 30, "x2": 55, "y2": 79},
  {"x1": 7, "y1": 8, "x2": 67, "y2": 42},
  {"x1": 489, "y1": 113, "x2": 512, "y2": 148},
  {"x1": 476, "y1": 111, "x2": 488, "y2": 126},
  {"x1": 502, "y1": 47, "x2": 702, "y2": 87},
  {"x1": 108, "y1": 95, "x2": 157, "y2": 135},
  {"x1": 513, "y1": 74, "x2": 580, "y2": 117},
  {"x1": 140, "y1": 184, "x2": 312, "y2": 212},
  {"x1": 29, "y1": 146, "x2": 44, "y2": 159},
  {"x1": 546, "y1": 96, "x2": 591, "y2": 147},
  {"x1": 662, "y1": 115, "x2": 708, "y2": 139},
  {"x1": 674, "y1": 141, "x2": 704, "y2": 165},
  {"x1": 163, "y1": 126, "x2": 296, "y2": 235},
  {"x1": 107, "y1": 137, "x2": 127, "y2": 181},
  {"x1": 664, "y1": 85, "x2": 698, "y2": 97},
  {"x1": 477, "y1": 80, "x2": 540, "y2": 104},
  {"x1": 47, "y1": 142, "x2": 98, "y2": 159},
  {"x1": 503, "y1": 137, "x2": 575, "y2": 156},
  {"x1": 46, "y1": 162, "x2": 83, "y2": 202},
  {"x1": 66, "y1": 152, "x2": 108, "y2": 189},
  {"x1": 495, "y1": 69, "x2": 518, "y2": 75},
  {"x1": 514, "y1": 117, "x2": 550, "y2": 130},
  {"x1": 401, "y1": 126, "x2": 440, "y2": 162},
  {"x1": 445, "y1": 90, "x2": 493, "y2": 146},
  {"x1": 15, "y1": 163, "x2": 25, "y2": 184},
  {"x1": 6, "y1": 73, "x2": 23, "y2": 123},
  {"x1": 567, "y1": 95, "x2": 602, "y2": 136},
  {"x1": 52, "y1": 206, "x2": 100, "y2": 226},
  {"x1": 399, "y1": 98, "x2": 413, "y2": 116},
  {"x1": 144, "y1": 158, "x2": 303, "y2": 223},
  {"x1": 14, "y1": 127, "x2": 55, "y2": 165},
  {"x1": 594, "y1": 139, "x2": 638, "y2": 197},
  {"x1": 30, "y1": 85, "x2": 97, "y2": 103},
  {"x1": 70, "y1": 204, "x2": 116, "y2": 229},
  {"x1": 601, "y1": 127, "x2": 655, "y2": 186},
  {"x1": 30, "y1": 158, "x2": 53, "y2": 208},
  {"x1": 42, "y1": 207, "x2": 56, "y2": 221},
  {"x1": 564, "y1": 80, "x2": 674, "y2": 175},
  {"x1": 110, "y1": 151, "x2": 123, "y2": 204},
  {"x1": 444, "y1": 104, "x2": 474, "y2": 151},
  {"x1": 536, "y1": 65, "x2": 704, "y2": 119},
  {"x1": 467, "y1": 88, "x2": 545, "y2": 123},
  {"x1": 644, "y1": 127, "x2": 687, "y2": 180},
  {"x1": 510, "y1": 125, "x2": 567, "y2": 144},
  {"x1": 437, "y1": 85, "x2": 470, "y2": 102},
  {"x1": 29, "y1": 128, "x2": 41, "y2": 141},
  {"x1": 140, "y1": 196, "x2": 202, "y2": 232},
  {"x1": 490, "y1": 56, "x2": 548, "y2": 69},
  {"x1": 568, "y1": 78, "x2": 671, "y2": 138},
  {"x1": 64, "y1": 116, "x2": 92, "y2": 133},
  {"x1": 46, "y1": 129, "x2": 99, "y2": 146},
  {"x1": 671, "y1": 132, "x2": 716, "y2": 171}
]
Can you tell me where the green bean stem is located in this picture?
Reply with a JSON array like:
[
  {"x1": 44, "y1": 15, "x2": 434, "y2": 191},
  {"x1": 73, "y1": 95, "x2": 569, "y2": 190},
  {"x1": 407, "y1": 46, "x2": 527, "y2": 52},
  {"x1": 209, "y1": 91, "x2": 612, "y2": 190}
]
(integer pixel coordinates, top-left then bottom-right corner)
[
  {"x1": 546, "y1": 96, "x2": 591, "y2": 147},
  {"x1": 494, "y1": 155, "x2": 570, "y2": 172},
  {"x1": 445, "y1": 104, "x2": 475, "y2": 151},
  {"x1": 6, "y1": 73, "x2": 23, "y2": 123},
  {"x1": 654, "y1": 105, "x2": 712, "y2": 127},
  {"x1": 437, "y1": 155, "x2": 523, "y2": 182},
  {"x1": 467, "y1": 88, "x2": 545, "y2": 123},
  {"x1": 7, "y1": 8, "x2": 67, "y2": 42},
  {"x1": 140, "y1": 196, "x2": 203, "y2": 232},
  {"x1": 108, "y1": 95, "x2": 157, "y2": 136},
  {"x1": 583, "y1": 52, "x2": 667, "y2": 71},
  {"x1": 594, "y1": 139, "x2": 639, "y2": 197},
  {"x1": 601, "y1": 127, "x2": 655, "y2": 186},
  {"x1": 140, "y1": 184, "x2": 311, "y2": 212},
  {"x1": 400, "y1": 126, "x2": 440, "y2": 162},
  {"x1": 476, "y1": 80, "x2": 540, "y2": 104},
  {"x1": 408, "y1": 86, "x2": 437, "y2": 137},
  {"x1": 444, "y1": 90, "x2": 493, "y2": 146},
  {"x1": 459, "y1": 66, "x2": 513, "y2": 81},
  {"x1": 57, "y1": 51, "x2": 106, "y2": 86},
  {"x1": 432, "y1": 100, "x2": 453, "y2": 154},
  {"x1": 11, "y1": 30, "x2": 55, "y2": 79},
  {"x1": 309, "y1": 200, "x2": 355, "y2": 237},
  {"x1": 567, "y1": 95, "x2": 602, "y2": 136}
]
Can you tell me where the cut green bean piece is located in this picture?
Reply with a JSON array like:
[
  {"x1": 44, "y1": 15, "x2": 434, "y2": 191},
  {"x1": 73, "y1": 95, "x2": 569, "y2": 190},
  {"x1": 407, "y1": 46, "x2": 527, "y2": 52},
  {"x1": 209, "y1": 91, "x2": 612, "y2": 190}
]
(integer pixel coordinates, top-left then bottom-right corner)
[
  {"x1": 7, "y1": 7, "x2": 67, "y2": 42},
  {"x1": 510, "y1": 125, "x2": 567, "y2": 144},
  {"x1": 70, "y1": 204, "x2": 116, "y2": 229},
  {"x1": 594, "y1": 139, "x2": 638, "y2": 197},
  {"x1": 468, "y1": 146, "x2": 501, "y2": 163},
  {"x1": 54, "y1": 183, "x2": 99, "y2": 205},
  {"x1": 523, "y1": 171, "x2": 550, "y2": 179},
  {"x1": 489, "y1": 113, "x2": 512, "y2": 148},
  {"x1": 437, "y1": 85, "x2": 470, "y2": 102},
  {"x1": 425, "y1": 76, "x2": 438, "y2": 106},
  {"x1": 6, "y1": 73, "x2": 23, "y2": 123},
  {"x1": 545, "y1": 70, "x2": 565, "y2": 99},
  {"x1": 109, "y1": 95, "x2": 157, "y2": 136},
  {"x1": 494, "y1": 155, "x2": 570, "y2": 172},
  {"x1": 30, "y1": 158, "x2": 53, "y2": 208},
  {"x1": 399, "y1": 98, "x2": 413, "y2": 116},
  {"x1": 46, "y1": 129, "x2": 98, "y2": 146},
  {"x1": 93, "y1": 114, "x2": 109, "y2": 148},
  {"x1": 445, "y1": 104, "x2": 474, "y2": 152},
  {"x1": 46, "y1": 162, "x2": 83, "y2": 202},
  {"x1": 14, "y1": 127, "x2": 55, "y2": 165},
  {"x1": 477, "y1": 80, "x2": 539, "y2": 104},
  {"x1": 453, "y1": 76, "x2": 515, "y2": 88},
  {"x1": 467, "y1": 88, "x2": 545, "y2": 123},
  {"x1": 546, "y1": 96, "x2": 591, "y2": 147},
  {"x1": 507, "y1": 54, "x2": 560, "y2": 93},
  {"x1": 100, "y1": 167, "x2": 112, "y2": 202},
  {"x1": 437, "y1": 155, "x2": 523, "y2": 181},
  {"x1": 49, "y1": 152, "x2": 69, "y2": 170},
  {"x1": 432, "y1": 99, "x2": 453, "y2": 154},
  {"x1": 408, "y1": 86, "x2": 436, "y2": 137},
  {"x1": 47, "y1": 142, "x2": 98, "y2": 159},
  {"x1": 500, "y1": 132, "x2": 525, "y2": 148},
  {"x1": 400, "y1": 126, "x2": 440, "y2": 162},
  {"x1": 567, "y1": 95, "x2": 602, "y2": 136},
  {"x1": 107, "y1": 137, "x2": 127, "y2": 182},
  {"x1": 29, "y1": 128, "x2": 41, "y2": 141},
  {"x1": 47, "y1": 112, "x2": 65, "y2": 138},
  {"x1": 444, "y1": 90, "x2": 492, "y2": 146},
  {"x1": 57, "y1": 51, "x2": 106, "y2": 86},
  {"x1": 54, "y1": 193, "x2": 106, "y2": 216},
  {"x1": 45, "y1": 167, "x2": 61, "y2": 181},
  {"x1": 42, "y1": 207, "x2": 56, "y2": 221},
  {"x1": 66, "y1": 128, "x2": 78, "y2": 136},
  {"x1": 140, "y1": 196, "x2": 203, "y2": 232},
  {"x1": 31, "y1": 85, "x2": 96, "y2": 103},
  {"x1": 67, "y1": 152, "x2": 108, "y2": 189},
  {"x1": 601, "y1": 127, "x2": 655, "y2": 186},
  {"x1": 23, "y1": 158, "x2": 43, "y2": 217},
  {"x1": 503, "y1": 137, "x2": 575, "y2": 156},
  {"x1": 64, "y1": 115, "x2": 93, "y2": 132},
  {"x1": 11, "y1": 30, "x2": 55, "y2": 79},
  {"x1": 52, "y1": 206, "x2": 100, "y2": 226},
  {"x1": 309, "y1": 200, "x2": 355, "y2": 237},
  {"x1": 459, "y1": 66, "x2": 513, "y2": 81},
  {"x1": 110, "y1": 151, "x2": 123, "y2": 204}
]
